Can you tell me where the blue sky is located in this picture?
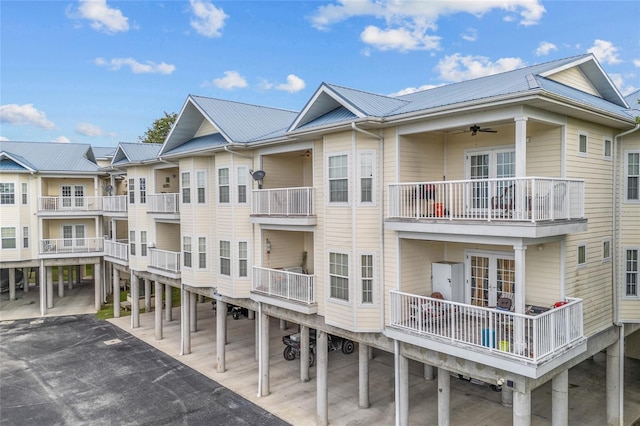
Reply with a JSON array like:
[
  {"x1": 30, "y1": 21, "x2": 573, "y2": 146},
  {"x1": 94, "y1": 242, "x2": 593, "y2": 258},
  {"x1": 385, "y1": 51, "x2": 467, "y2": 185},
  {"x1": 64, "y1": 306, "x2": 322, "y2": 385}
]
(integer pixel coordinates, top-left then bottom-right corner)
[{"x1": 1, "y1": 0, "x2": 639, "y2": 148}]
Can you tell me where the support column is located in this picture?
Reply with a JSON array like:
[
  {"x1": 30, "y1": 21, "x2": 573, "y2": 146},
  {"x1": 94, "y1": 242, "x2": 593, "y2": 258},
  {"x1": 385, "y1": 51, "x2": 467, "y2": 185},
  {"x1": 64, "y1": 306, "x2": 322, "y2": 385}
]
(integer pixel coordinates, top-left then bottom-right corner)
[
  {"x1": 181, "y1": 287, "x2": 191, "y2": 355},
  {"x1": 165, "y1": 284, "x2": 173, "y2": 321},
  {"x1": 46, "y1": 266, "x2": 53, "y2": 308},
  {"x1": 8, "y1": 268, "x2": 16, "y2": 301},
  {"x1": 39, "y1": 263, "x2": 46, "y2": 316},
  {"x1": 300, "y1": 325, "x2": 310, "y2": 382},
  {"x1": 424, "y1": 363, "x2": 435, "y2": 380},
  {"x1": 437, "y1": 368, "x2": 450, "y2": 426},
  {"x1": 94, "y1": 262, "x2": 101, "y2": 310},
  {"x1": 552, "y1": 370, "x2": 568, "y2": 426},
  {"x1": 501, "y1": 386, "x2": 513, "y2": 407},
  {"x1": 57, "y1": 267, "x2": 64, "y2": 298},
  {"x1": 316, "y1": 330, "x2": 328, "y2": 426},
  {"x1": 190, "y1": 292, "x2": 197, "y2": 332},
  {"x1": 154, "y1": 280, "x2": 163, "y2": 340},
  {"x1": 130, "y1": 274, "x2": 139, "y2": 329},
  {"x1": 23, "y1": 267, "x2": 30, "y2": 293},
  {"x1": 606, "y1": 341, "x2": 621, "y2": 425},
  {"x1": 216, "y1": 300, "x2": 227, "y2": 373},
  {"x1": 513, "y1": 390, "x2": 532, "y2": 426},
  {"x1": 359, "y1": 343, "x2": 370, "y2": 409},
  {"x1": 259, "y1": 309, "x2": 270, "y2": 397},
  {"x1": 254, "y1": 315, "x2": 259, "y2": 362},
  {"x1": 113, "y1": 268, "x2": 121, "y2": 318},
  {"x1": 144, "y1": 278, "x2": 151, "y2": 312},
  {"x1": 280, "y1": 319, "x2": 287, "y2": 330},
  {"x1": 513, "y1": 244, "x2": 527, "y2": 355},
  {"x1": 399, "y1": 354, "x2": 409, "y2": 426}
]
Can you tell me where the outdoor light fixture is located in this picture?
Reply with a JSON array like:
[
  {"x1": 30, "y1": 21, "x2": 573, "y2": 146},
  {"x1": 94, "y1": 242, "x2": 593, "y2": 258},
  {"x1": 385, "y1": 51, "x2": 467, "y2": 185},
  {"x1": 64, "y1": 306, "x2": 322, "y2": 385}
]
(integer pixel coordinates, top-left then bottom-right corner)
[{"x1": 266, "y1": 239, "x2": 272, "y2": 254}]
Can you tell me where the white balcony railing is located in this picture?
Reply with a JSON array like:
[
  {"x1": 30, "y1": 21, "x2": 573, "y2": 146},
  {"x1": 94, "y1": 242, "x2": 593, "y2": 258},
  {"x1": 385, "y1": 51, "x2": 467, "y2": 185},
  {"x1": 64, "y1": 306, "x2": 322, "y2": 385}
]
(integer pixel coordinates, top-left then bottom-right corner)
[
  {"x1": 388, "y1": 177, "x2": 584, "y2": 222},
  {"x1": 252, "y1": 266, "x2": 315, "y2": 304},
  {"x1": 103, "y1": 195, "x2": 128, "y2": 213},
  {"x1": 38, "y1": 196, "x2": 103, "y2": 212},
  {"x1": 147, "y1": 193, "x2": 180, "y2": 214},
  {"x1": 148, "y1": 248, "x2": 181, "y2": 273},
  {"x1": 389, "y1": 291, "x2": 583, "y2": 364},
  {"x1": 104, "y1": 239, "x2": 129, "y2": 262},
  {"x1": 40, "y1": 238, "x2": 104, "y2": 255},
  {"x1": 252, "y1": 187, "x2": 315, "y2": 216}
]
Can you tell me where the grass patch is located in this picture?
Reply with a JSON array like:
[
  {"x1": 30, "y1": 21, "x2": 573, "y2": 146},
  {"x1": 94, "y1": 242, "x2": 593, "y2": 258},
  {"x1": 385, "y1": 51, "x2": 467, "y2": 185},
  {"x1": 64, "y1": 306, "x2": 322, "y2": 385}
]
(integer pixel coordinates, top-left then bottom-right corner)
[{"x1": 95, "y1": 286, "x2": 182, "y2": 320}]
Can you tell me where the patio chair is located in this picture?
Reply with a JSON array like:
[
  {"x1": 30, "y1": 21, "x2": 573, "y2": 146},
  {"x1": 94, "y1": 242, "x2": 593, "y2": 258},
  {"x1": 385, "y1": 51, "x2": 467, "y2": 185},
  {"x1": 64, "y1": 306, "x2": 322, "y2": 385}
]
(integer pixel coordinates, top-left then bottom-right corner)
[
  {"x1": 491, "y1": 184, "x2": 515, "y2": 216},
  {"x1": 496, "y1": 297, "x2": 513, "y2": 311}
]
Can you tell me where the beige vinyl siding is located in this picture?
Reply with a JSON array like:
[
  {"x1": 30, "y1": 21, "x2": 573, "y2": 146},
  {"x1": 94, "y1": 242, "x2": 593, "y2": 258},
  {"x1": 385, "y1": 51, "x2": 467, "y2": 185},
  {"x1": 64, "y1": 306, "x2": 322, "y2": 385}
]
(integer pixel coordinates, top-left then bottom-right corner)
[
  {"x1": 194, "y1": 120, "x2": 217, "y2": 138},
  {"x1": 155, "y1": 223, "x2": 180, "y2": 252},
  {"x1": 154, "y1": 168, "x2": 179, "y2": 194},
  {"x1": 40, "y1": 177, "x2": 97, "y2": 196},
  {"x1": 526, "y1": 122, "x2": 562, "y2": 176},
  {"x1": 546, "y1": 67, "x2": 600, "y2": 97},
  {"x1": 524, "y1": 242, "x2": 563, "y2": 306},
  {"x1": 445, "y1": 130, "x2": 515, "y2": 180},
  {"x1": 620, "y1": 300, "x2": 640, "y2": 321},
  {"x1": 262, "y1": 154, "x2": 306, "y2": 188},
  {"x1": 398, "y1": 133, "x2": 444, "y2": 182},
  {"x1": 399, "y1": 240, "x2": 446, "y2": 295}
]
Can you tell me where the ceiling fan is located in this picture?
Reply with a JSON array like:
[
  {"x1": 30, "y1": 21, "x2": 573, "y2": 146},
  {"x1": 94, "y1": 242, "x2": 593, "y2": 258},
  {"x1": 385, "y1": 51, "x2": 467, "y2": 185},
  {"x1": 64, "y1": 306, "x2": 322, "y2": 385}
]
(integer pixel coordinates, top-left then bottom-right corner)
[{"x1": 469, "y1": 125, "x2": 497, "y2": 136}]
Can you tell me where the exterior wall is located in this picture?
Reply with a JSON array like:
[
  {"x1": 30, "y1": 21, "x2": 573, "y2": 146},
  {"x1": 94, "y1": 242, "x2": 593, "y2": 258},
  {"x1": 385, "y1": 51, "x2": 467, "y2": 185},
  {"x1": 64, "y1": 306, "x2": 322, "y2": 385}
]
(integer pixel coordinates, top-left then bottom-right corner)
[
  {"x1": 154, "y1": 167, "x2": 179, "y2": 194},
  {"x1": 526, "y1": 122, "x2": 563, "y2": 176},
  {"x1": 262, "y1": 154, "x2": 306, "y2": 189},
  {"x1": 41, "y1": 177, "x2": 97, "y2": 196},
  {"x1": 547, "y1": 67, "x2": 599, "y2": 97},
  {"x1": 126, "y1": 165, "x2": 153, "y2": 272}
]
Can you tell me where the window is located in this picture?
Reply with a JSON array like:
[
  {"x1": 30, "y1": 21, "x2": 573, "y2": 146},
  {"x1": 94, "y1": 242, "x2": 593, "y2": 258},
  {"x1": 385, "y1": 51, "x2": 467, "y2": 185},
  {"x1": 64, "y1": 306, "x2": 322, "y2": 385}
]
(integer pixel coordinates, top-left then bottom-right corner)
[
  {"x1": 604, "y1": 139, "x2": 612, "y2": 159},
  {"x1": 625, "y1": 249, "x2": 638, "y2": 297},
  {"x1": 139, "y1": 178, "x2": 146, "y2": 204},
  {"x1": 361, "y1": 254, "x2": 374, "y2": 304},
  {"x1": 198, "y1": 237, "x2": 206, "y2": 268},
  {"x1": 183, "y1": 236, "x2": 192, "y2": 268},
  {"x1": 626, "y1": 151, "x2": 639, "y2": 201},
  {"x1": 329, "y1": 252, "x2": 349, "y2": 301},
  {"x1": 23, "y1": 227, "x2": 28, "y2": 248},
  {"x1": 218, "y1": 168, "x2": 230, "y2": 203},
  {"x1": 329, "y1": 154, "x2": 348, "y2": 203},
  {"x1": 0, "y1": 183, "x2": 15, "y2": 204},
  {"x1": 140, "y1": 231, "x2": 147, "y2": 257},
  {"x1": 237, "y1": 167, "x2": 247, "y2": 204},
  {"x1": 577, "y1": 244, "x2": 586, "y2": 267},
  {"x1": 181, "y1": 172, "x2": 191, "y2": 204},
  {"x1": 197, "y1": 171, "x2": 206, "y2": 204},
  {"x1": 603, "y1": 238, "x2": 611, "y2": 262},
  {"x1": 359, "y1": 152, "x2": 374, "y2": 204},
  {"x1": 238, "y1": 241, "x2": 247, "y2": 277},
  {"x1": 220, "y1": 240, "x2": 231, "y2": 275},
  {"x1": 21, "y1": 183, "x2": 28, "y2": 204},
  {"x1": 578, "y1": 133, "x2": 588, "y2": 155},
  {"x1": 1, "y1": 227, "x2": 16, "y2": 249},
  {"x1": 129, "y1": 231, "x2": 136, "y2": 256},
  {"x1": 128, "y1": 179, "x2": 135, "y2": 204}
]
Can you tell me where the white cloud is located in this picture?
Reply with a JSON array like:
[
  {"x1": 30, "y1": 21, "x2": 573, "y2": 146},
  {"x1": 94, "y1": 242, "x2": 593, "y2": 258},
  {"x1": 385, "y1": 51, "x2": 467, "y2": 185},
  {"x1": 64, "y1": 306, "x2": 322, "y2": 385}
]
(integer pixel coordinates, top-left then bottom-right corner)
[
  {"x1": 95, "y1": 57, "x2": 175, "y2": 74},
  {"x1": 75, "y1": 122, "x2": 107, "y2": 137},
  {"x1": 71, "y1": 0, "x2": 130, "y2": 34},
  {"x1": 389, "y1": 84, "x2": 442, "y2": 97},
  {"x1": 276, "y1": 75, "x2": 306, "y2": 93},
  {"x1": 634, "y1": 59, "x2": 640, "y2": 68},
  {"x1": 588, "y1": 40, "x2": 622, "y2": 65},
  {"x1": 0, "y1": 104, "x2": 55, "y2": 129},
  {"x1": 461, "y1": 28, "x2": 477, "y2": 42},
  {"x1": 609, "y1": 73, "x2": 638, "y2": 97},
  {"x1": 436, "y1": 54, "x2": 526, "y2": 82},
  {"x1": 190, "y1": 0, "x2": 228, "y2": 38},
  {"x1": 535, "y1": 41, "x2": 557, "y2": 56},
  {"x1": 51, "y1": 136, "x2": 71, "y2": 143},
  {"x1": 0, "y1": 136, "x2": 9, "y2": 141},
  {"x1": 311, "y1": 1, "x2": 545, "y2": 52},
  {"x1": 213, "y1": 71, "x2": 248, "y2": 90}
]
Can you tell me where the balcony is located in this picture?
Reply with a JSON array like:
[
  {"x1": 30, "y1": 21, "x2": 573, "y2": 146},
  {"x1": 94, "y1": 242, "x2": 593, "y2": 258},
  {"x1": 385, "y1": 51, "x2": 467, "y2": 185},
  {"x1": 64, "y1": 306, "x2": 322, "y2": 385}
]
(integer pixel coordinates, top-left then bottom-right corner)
[
  {"x1": 38, "y1": 196, "x2": 103, "y2": 215},
  {"x1": 103, "y1": 195, "x2": 127, "y2": 216},
  {"x1": 251, "y1": 187, "x2": 316, "y2": 226},
  {"x1": 386, "y1": 177, "x2": 586, "y2": 238},
  {"x1": 386, "y1": 291, "x2": 586, "y2": 378},
  {"x1": 104, "y1": 239, "x2": 129, "y2": 265},
  {"x1": 40, "y1": 238, "x2": 104, "y2": 257},
  {"x1": 147, "y1": 194, "x2": 180, "y2": 220},
  {"x1": 148, "y1": 248, "x2": 181, "y2": 278},
  {"x1": 251, "y1": 266, "x2": 317, "y2": 314}
]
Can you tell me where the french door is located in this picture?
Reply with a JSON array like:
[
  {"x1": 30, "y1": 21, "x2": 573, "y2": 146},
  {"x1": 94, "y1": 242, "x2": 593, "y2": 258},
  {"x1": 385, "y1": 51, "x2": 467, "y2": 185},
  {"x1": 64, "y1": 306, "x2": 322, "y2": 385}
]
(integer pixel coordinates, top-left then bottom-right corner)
[
  {"x1": 466, "y1": 149, "x2": 515, "y2": 211},
  {"x1": 61, "y1": 185, "x2": 85, "y2": 208},
  {"x1": 62, "y1": 225, "x2": 85, "y2": 250},
  {"x1": 467, "y1": 251, "x2": 515, "y2": 307}
]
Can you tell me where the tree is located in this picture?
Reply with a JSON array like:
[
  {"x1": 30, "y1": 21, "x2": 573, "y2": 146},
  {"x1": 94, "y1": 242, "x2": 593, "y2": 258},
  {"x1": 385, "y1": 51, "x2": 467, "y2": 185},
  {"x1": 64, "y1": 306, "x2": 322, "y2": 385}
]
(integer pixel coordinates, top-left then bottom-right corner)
[{"x1": 138, "y1": 112, "x2": 177, "y2": 144}]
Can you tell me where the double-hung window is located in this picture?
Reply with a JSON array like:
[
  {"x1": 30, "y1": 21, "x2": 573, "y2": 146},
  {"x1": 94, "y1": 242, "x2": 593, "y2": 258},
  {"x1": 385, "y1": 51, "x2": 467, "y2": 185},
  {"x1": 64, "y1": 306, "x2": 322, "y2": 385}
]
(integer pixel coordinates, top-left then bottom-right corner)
[
  {"x1": 0, "y1": 183, "x2": 15, "y2": 205},
  {"x1": 329, "y1": 154, "x2": 348, "y2": 203},
  {"x1": 358, "y1": 152, "x2": 374, "y2": 204},
  {"x1": 23, "y1": 227, "x2": 29, "y2": 248},
  {"x1": 578, "y1": 133, "x2": 588, "y2": 156},
  {"x1": 139, "y1": 178, "x2": 146, "y2": 204},
  {"x1": 197, "y1": 171, "x2": 206, "y2": 203},
  {"x1": 182, "y1": 172, "x2": 191, "y2": 204},
  {"x1": 361, "y1": 254, "x2": 374, "y2": 303},
  {"x1": 329, "y1": 252, "x2": 349, "y2": 301},
  {"x1": 183, "y1": 236, "x2": 192, "y2": 268},
  {"x1": 626, "y1": 151, "x2": 639, "y2": 201},
  {"x1": 220, "y1": 240, "x2": 231, "y2": 275},
  {"x1": 21, "y1": 183, "x2": 28, "y2": 205},
  {"x1": 198, "y1": 237, "x2": 206, "y2": 268},
  {"x1": 129, "y1": 231, "x2": 136, "y2": 256},
  {"x1": 625, "y1": 248, "x2": 639, "y2": 297},
  {"x1": 238, "y1": 242, "x2": 248, "y2": 277},
  {"x1": 218, "y1": 168, "x2": 230, "y2": 203},
  {"x1": 237, "y1": 167, "x2": 247, "y2": 204},
  {"x1": 140, "y1": 231, "x2": 147, "y2": 256},
  {"x1": 1, "y1": 227, "x2": 16, "y2": 249},
  {"x1": 128, "y1": 179, "x2": 135, "y2": 204}
]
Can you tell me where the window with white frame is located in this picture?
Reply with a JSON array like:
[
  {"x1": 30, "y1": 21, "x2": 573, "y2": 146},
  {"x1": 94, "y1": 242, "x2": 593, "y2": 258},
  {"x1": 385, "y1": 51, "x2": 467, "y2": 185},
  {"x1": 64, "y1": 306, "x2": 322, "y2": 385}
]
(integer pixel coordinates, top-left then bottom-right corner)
[
  {"x1": 359, "y1": 151, "x2": 374, "y2": 204},
  {"x1": 329, "y1": 252, "x2": 349, "y2": 301},
  {"x1": 196, "y1": 171, "x2": 206, "y2": 203},
  {"x1": 625, "y1": 248, "x2": 638, "y2": 297},
  {"x1": 602, "y1": 238, "x2": 611, "y2": 262},
  {"x1": 0, "y1": 183, "x2": 15, "y2": 205},
  {"x1": 238, "y1": 241, "x2": 247, "y2": 277},
  {"x1": 237, "y1": 167, "x2": 247, "y2": 204},
  {"x1": 181, "y1": 172, "x2": 191, "y2": 204},
  {"x1": 578, "y1": 133, "x2": 588, "y2": 155},
  {"x1": 198, "y1": 237, "x2": 206, "y2": 268},
  {"x1": 128, "y1": 179, "x2": 135, "y2": 204},
  {"x1": 1, "y1": 227, "x2": 16, "y2": 249},
  {"x1": 328, "y1": 154, "x2": 348, "y2": 203},
  {"x1": 129, "y1": 231, "x2": 136, "y2": 256},
  {"x1": 23, "y1": 226, "x2": 28, "y2": 248},
  {"x1": 183, "y1": 236, "x2": 192, "y2": 268},
  {"x1": 220, "y1": 240, "x2": 231, "y2": 275},
  {"x1": 604, "y1": 139, "x2": 612, "y2": 159},
  {"x1": 139, "y1": 178, "x2": 146, "y2": 204},
  {"x1": 21, "y1": 182, "x2": 28, "y2": 204},
  {"x1": 577, "y1": 244, "x2": 587, "y2": 267},
  {"x1": 218, "y1": 168, "x2": 230, "y2": 203},
  {"x1": 361, "y1": 254, "x2": 374, "y2": 304},
  {"x1": 140, "y1": 231, "x2": 147, "y2": 256},
  {"x1": 626, "y1": 151, "x2": 639, "y2": 201}
]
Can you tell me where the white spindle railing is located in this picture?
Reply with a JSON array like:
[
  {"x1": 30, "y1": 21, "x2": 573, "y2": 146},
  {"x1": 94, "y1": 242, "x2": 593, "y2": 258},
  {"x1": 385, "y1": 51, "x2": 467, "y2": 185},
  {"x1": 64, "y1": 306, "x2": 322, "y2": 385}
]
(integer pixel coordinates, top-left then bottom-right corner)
[
  {"x1": 103, "y1": 195, "x2": 128, "y2": 213},
  {"x1": 40, "y1": 238, "x2": 104, "y2": 254},
  {"x1": 148, "y1": 248, "x2": 181, "y2": 273},
  {"x1": 104, "y1": 239, "x2": 129, "y2": 261},
  {"x1": 252, "y1": 266, "x2": 315, "y2": 304},
  {"x1": 147, "y1": 193, "x2": 180, "y2": 213},
  {"x1": 389, "y1": 291, "x2": 583, "y2": 363},
  {"x1": 252, "y1": 187, "x2": 314, "y2": 216},
  {"x1": 388, "y1": 177, "x2": 584, "y2": 222},
  {"x1": 38, "y1": 196, "x2": 103, "y2": 212}
]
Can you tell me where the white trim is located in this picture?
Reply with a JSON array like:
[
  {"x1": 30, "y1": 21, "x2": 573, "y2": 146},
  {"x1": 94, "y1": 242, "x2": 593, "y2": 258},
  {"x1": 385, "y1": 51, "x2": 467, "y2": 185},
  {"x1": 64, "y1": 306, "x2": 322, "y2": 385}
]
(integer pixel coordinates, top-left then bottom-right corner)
[
  {"x1": 624, "y1": 149, "x2": 640, "y2": 203},
  {"x1": 327, "y1": 249, "x2": 351, "y2": 304},
  {"x1": 623, "y1": 247, "x2": 639, "y2": 299},
  {"x1": 195, "y1": 170, "x2": 207, "y2": 204},
  {"x1": 326, "y1": 151, "x2": 350, "y2": 206},
  {"x1": 577, "y1": 242, "x2": 587, "y2": 268},
  {"x1": 217, "y1": 167, "x2": 230, "y2": 205},
  {"x1": 602, "y1": 237, "x2": 612, "y2": 263},
  {"x1": 603, "y1": 137, "x2": 613, "y2": 160},
  {"x1": 578, "y1": 132, "x2": 588, "y2": 157},
  {"x1": 357, "y1": 252, "x2": 376, "y2": 306},
  {"x1": 357, "y1": 150, "x2": 376, "y2": 206}
]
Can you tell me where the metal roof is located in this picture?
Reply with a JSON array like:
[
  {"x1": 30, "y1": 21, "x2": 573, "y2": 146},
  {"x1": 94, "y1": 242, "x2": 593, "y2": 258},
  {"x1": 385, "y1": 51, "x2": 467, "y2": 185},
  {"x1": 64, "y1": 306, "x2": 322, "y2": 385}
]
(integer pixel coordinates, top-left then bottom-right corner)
[
  {"x1": 92, "y1": 147, "x2": 116, "y2": 159},
  {"x1": 0, "y1": 141, "x2": 100, "y2": 173},
  {"x1": 111, "y1": 142, "x2": 161, "y2": 166},
  {"x1": 161, "y1": 133, "x2": 227, "y2": 157}
]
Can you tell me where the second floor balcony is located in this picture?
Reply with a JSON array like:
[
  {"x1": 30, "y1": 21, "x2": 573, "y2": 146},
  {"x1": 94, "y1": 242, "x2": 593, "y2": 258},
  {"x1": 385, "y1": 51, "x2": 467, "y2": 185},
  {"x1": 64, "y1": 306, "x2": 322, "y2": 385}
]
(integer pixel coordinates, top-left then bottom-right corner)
[
  {"x1": 38, "y1": 196, "x2": 103, "y2": 215},
  {"x1": 103, "y1": 195, "x2": 127, "y2": 215},
  {"x1": 251, "y1": 266, "x2": 317, "y2": 314},
  {"x1": 251, "y1": 187, "x2": 316, "y2": 226},
  {"x1": 40, "y1": 237, "x2": 104, "y2": 257},
  {"x1": 148, "y1": 248, "x2": 181, "y2": 278},
  {"x1": 147, "y1": 193, "x2": 180, "y2": 216},
  {"x1": 104, "y1": 239, "x2": 129, "y2": 265}
]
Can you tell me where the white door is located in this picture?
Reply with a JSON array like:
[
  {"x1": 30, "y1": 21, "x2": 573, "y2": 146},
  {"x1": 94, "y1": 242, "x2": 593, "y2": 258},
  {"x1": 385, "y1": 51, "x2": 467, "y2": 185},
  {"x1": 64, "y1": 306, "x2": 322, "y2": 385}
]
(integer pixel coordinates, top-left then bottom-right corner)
[
  {"x1": 62, "y1": 225, "x2": 86, "y2": 250},
  {"x1": 467, "y1": 251, "x2": 515, "y2": 307},
  {"x1": 61, "y1": 185, "x2": 84, "y2": 208},
  {"x1": 466, "y1": 149, "x2": 515, "y2": 212}
]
